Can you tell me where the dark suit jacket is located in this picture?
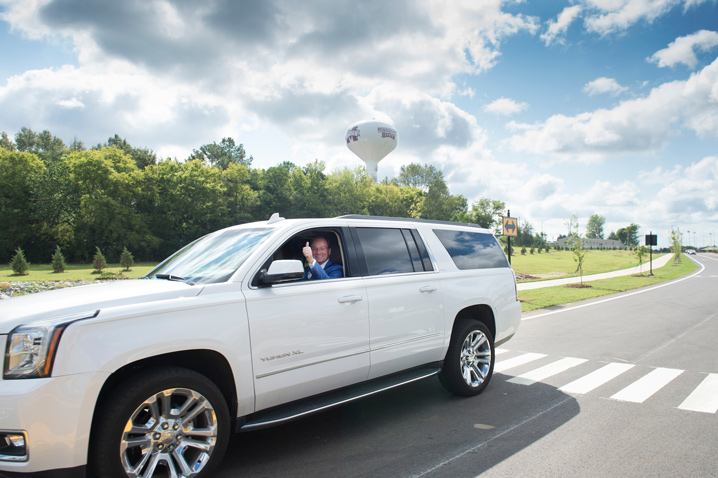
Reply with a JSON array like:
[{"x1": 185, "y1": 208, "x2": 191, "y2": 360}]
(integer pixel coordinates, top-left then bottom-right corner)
[{"x1": 303, "y1": 258, "x2": 343, "y2": 280}]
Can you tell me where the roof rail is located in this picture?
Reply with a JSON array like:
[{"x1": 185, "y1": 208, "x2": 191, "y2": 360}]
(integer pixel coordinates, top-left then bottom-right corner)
[{"x1": 337, "y1": 214, "x2": 484, "y2": 229}]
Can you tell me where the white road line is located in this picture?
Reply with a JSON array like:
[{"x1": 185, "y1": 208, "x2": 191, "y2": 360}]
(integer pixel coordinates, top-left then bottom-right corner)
[
  {"x1": 495, "y1": 348, "x2": 510, "y2": 355},
  {"x1": 558, "y1": 362, "x2": 634, "y2": 395},
  {"x1": 678, "y1": 373, "x2": 718, "y2": 413},
  {"x1": 508, "y1": 357, "x2": 588, "y2": 386},
  {"x1": 494, "y1": 352, "x2": 546, "y2": 373},
  {"x1": 610, "y1": 367, "x2": 684, "y2": 403}
]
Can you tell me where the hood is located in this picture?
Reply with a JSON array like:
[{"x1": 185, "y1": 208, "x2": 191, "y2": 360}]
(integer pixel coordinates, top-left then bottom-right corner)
[{"x1": 0, "y1": 279, "x2": 202, "y2": 332}]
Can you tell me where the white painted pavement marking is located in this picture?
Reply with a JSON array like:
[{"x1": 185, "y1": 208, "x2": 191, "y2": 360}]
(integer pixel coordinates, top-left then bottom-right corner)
[
  {"x1": 508, "y1": 357, "x2": 588, "y2": 386},
  {"x1": 558, "y1": 362, "x2": 635, "y2": 395},
  {"x1": 494, "y1": 352, "x2": 547, "y2": 373},
  {"x1": 495, "y1": 348, "x2": 510, "y2": 355},
  {"x1": 678, "y1": 373, "x2": 718, "y2": 413},
  {"x1": 610, "y1": 367, "x2": 684, "y2": 403}
]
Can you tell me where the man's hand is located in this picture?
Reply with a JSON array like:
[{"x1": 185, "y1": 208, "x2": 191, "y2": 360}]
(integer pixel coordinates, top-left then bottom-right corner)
[{"x1": 302, "y1": 241, "x2": 314, "y2": 265}]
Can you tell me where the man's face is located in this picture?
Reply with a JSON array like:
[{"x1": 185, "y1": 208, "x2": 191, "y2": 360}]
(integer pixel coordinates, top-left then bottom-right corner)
[{"x1": 311, "y1": 238, "x2": 330, "y2": 264}]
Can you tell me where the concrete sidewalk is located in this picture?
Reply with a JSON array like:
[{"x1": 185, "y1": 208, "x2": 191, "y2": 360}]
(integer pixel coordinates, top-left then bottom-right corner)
[{"x1": 517, "y1": 253, "x2": 673, "y2": 291}]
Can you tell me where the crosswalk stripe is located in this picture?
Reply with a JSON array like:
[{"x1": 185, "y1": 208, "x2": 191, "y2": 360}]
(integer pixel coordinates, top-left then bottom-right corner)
[
  {"x1": 494, "y1": 352, "x2": 547, "y2": 373},
  {"x1": 508, "y1": 357, "x2": 588, "y2": 386},
  {"x1": 610, "y1": 367, "x2": 684, "y2": 403},
  {"x1": 495, "y1": 348, "x2": 510, "y2": 355},
  {"x1": 558, "y1": 362, "x2": 635, "y2": 395},
  {"x1": 677, "y1": 373, "x2": 718, "y2": 413}
]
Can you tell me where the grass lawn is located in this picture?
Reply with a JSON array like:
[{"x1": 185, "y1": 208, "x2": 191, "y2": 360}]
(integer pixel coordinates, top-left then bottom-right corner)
[
  {"x1": 509, "y1": 249, "x2": 662, "y2": 280},
  {"x1": 519, "y1": 255, "x2": 696, "y2": 312},
  {"x1": 0, "y1": 262, "x2": 157, "y2": 282}
]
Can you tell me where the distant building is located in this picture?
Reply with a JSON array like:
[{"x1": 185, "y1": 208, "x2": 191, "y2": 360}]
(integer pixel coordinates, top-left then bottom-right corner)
[{"x1": 556, "y1": 236, "x2": 626, "y2": 250}]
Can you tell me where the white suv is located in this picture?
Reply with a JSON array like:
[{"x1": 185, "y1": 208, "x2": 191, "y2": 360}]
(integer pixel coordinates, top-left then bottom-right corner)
[{"x1": 0, "y1": 215, "x2": 521, "y2": 478}]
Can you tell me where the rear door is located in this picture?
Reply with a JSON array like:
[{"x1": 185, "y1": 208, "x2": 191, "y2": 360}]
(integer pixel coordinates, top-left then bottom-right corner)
[{"x1": 352, "y1": 226, "x2": 445, "y2": 379}]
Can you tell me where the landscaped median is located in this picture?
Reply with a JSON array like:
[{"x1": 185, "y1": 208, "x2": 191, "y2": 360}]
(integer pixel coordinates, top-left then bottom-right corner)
[
  {"x1": 0, "y1": 263, "x2": 156, "y2": 298},
  {"x1": 518, "y1": 254, "x2": 697, "y2": 312}
]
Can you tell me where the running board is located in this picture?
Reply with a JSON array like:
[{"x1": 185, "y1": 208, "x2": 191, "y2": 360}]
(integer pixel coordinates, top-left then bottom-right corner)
[{"x1": 237, "y1": 363, "x2": 443, "y2": 432}]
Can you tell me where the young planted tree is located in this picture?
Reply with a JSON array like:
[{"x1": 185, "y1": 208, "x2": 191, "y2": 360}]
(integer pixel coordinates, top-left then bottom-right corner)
[
  {"x1": 10, "y1": 248, "x2": 30, "y2": 276},
  {"x1": 670, "y1": 227, "x2": 682, "y2": 264},
  {"x1": 120, "y1": 247, "x2": 134, "y2": 271},
  {"x1": 632, "y1": 246, "x2": 648, "y2": 273},
  {"x1": 566, "y1": 215, "x2": 588, "y2": 286},
  {"x1": 51, "y1": 245, "x2": 66, "y2": 273},
  {"x1": 93, "y1": 247, "x2": 107, "y2": 273}
]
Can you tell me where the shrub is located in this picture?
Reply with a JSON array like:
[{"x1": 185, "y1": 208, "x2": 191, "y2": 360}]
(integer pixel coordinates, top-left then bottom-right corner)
[
  {"x1": 10, "y1": 248, "x2": 30, "y2": 276},
  {"x1": 520, "y1": 246, "x2": 527, "y2": 255},
  {"x1": 93, "y1": 247, "x2": 107, "y2": 273},
  {"x1": 120, "y1": 247, "x2": 134, "y2": 271},
  {"x1": 52, "y1": 245, "x2": 66, "y2": 273},
  {"x1": 530, "y1": 247, "x2": 535, "y2": 254}
]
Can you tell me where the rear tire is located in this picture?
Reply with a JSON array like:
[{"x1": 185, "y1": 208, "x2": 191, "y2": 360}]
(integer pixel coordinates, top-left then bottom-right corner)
[
  {"x1": 90, "y1": 367, "x2": 230, "y2": 478},
  {"x1": 439, "y1": 320, "x2": 495, "y2": 396}
]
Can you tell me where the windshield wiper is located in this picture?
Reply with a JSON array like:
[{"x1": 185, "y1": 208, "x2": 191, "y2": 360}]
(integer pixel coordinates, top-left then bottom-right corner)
[{"x1": 155, "y1": 274, "x2": 196, "y2": 285}]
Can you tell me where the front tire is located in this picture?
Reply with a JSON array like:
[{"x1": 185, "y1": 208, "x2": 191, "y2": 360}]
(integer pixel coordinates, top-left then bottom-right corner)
[
  {"x1": 439, "y1": 320, "x2": 495, "y2": 396},
  {"x1": 90, "y1": 367, "x2": 230, "y2": 478}
]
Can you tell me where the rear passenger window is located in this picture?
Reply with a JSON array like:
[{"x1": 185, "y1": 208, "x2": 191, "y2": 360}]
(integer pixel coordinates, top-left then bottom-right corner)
[
  {"x1": 433, "y1": 229, "x2": 508, "y2": 270},
  {"x1": 356, "y1": 227, "x2": 432, "y2": 275}
]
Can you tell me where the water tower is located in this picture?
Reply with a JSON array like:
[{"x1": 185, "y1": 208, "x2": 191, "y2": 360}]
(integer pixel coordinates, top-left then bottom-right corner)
[{"x1": 345, "y1": 120, "x2": 398, "y2": 181}]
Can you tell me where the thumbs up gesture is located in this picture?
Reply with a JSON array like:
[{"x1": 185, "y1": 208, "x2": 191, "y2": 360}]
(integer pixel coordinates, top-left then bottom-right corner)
[{"x1": 302, "y1": 241, "x2": 314, "y2": 264}]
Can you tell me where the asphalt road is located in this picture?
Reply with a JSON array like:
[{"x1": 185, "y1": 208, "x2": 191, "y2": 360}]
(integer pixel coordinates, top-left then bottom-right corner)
[{"x1": 216, "y1": 253, "x2": 717, "y2": 477}]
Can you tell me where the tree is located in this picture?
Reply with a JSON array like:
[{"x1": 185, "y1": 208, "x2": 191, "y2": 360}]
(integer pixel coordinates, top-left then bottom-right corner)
[
  {"x1": 0, "y1": 132, "x2": 15, "y2": 151},
  {"x1": 670, "y1": 227, "x2": 682, "y2": 264},
  {"x1": 14, "y1": 127, "x2": 65, "y2": 154},
  {"x1": 190, "y1": 137, "x2": 252, "y2": 169},
  {"x1": 396, "y1": 163, "x2": 443, "y2": 192},
  {"x1": 586, "y1": 214, "x2": 605, "y2": 239},
  {"x1": 10, "y1": 248, "x2": 30, "y2": 276},
  {"x1": 0, "y1": 150, "x2": 47, "y2": 262},
  {"x1": 632, "y1": 245, "x2": 648, "y2": 273},
  {"x1": 94, "y1": 135, "x2": 157, "y2": 169},
  {"x1": 616, "y1": 223, "x2": 640, "y2": 248},
  {"x1": 566, "y1": 215, "x2": 588, "y2": 285},
  {"x1": 468, "y1": 198, "x2": 505, "y2": 232},
  {"x1": 52, "y1": 245, "x2": 66, "y2": 273},
  {"x1": 120, "y1": 247, "x2": 134, "y2": 271},
  {"x1": 93, "y1": 247, "x2": 107, "y2": 273}
]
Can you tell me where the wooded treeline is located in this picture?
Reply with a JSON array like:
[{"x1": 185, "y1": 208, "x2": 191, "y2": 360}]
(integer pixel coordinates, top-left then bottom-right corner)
[{"x1": 1, "y1": 128, "x2": 511, "y2": 264}]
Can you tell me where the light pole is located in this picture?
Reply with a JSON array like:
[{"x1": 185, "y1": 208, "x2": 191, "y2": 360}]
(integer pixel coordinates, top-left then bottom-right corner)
[{"x1": 687, "y1": 230, "x2": 691, "y2": 248}]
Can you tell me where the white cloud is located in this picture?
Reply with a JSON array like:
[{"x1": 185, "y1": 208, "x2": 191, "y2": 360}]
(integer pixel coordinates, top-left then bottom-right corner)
[
  {"x1": 583, "y1": 77, "x2": 629, "y2": 96},
  {"x1": 509, "y1": 57, "x2": 718, "y2": 161},
  {"x1": 0, "y1": 0, "x2": 539, "y2": 161},
  {"x1": 583, "y1": 0, "x2": 682, "y2": 35},
  {"x1": 483, "y1": 97, "x2": 529, "y2": 116},
  {"x1": 649, "y1": 30, "x2": 718, "y2": 68},
  {"x1": 541, "y1": 5, "x2": 583, "y2": 46}
]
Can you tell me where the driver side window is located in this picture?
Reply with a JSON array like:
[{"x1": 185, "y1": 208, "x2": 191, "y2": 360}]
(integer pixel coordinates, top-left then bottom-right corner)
[{"x1": 252, "y1": 229, "x2": 347, "y2": 287}]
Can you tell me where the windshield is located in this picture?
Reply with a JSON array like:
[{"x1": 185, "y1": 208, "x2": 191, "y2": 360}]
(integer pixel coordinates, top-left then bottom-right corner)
[{"x1": 146, "y1": 227, "x2": 272, "y2": 284}]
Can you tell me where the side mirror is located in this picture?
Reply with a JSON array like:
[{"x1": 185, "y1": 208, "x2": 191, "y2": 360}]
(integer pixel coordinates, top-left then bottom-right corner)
[{"x1": 259, "y1": 260, "x2": 305, "y2": 285}]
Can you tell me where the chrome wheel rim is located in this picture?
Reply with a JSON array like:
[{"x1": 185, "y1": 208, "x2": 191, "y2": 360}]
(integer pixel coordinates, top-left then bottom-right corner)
[
  {"x1": 460, "y1": 330, "x2": 492, "y2": 388},
  {"x1": 120, "y1": 387, "x2": 218, "y2": 478}
]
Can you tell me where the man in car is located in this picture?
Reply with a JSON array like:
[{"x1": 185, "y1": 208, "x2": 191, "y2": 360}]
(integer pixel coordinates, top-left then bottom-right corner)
[{"x1": 302, "y1": 236, "x2": 343, "y2": 280}]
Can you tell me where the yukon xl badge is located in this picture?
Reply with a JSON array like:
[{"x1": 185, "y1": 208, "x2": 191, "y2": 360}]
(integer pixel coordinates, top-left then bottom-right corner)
[{"x1": 260, "y1": 350, "x2": 304, "y2": 362}]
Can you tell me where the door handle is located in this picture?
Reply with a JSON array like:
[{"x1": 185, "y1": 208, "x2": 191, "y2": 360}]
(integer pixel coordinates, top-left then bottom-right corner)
[
  {"x1": 419, "y1": 286, "x2": 437, "y2": 293},
  {"x1": 338, "y1": 295, "x2": 363, "y2": 304}
]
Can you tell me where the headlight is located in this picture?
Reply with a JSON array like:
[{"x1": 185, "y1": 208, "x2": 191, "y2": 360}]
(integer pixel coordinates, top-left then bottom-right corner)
[{"x1": 4, "y1": 311, "x2": 98, "y2": 379}]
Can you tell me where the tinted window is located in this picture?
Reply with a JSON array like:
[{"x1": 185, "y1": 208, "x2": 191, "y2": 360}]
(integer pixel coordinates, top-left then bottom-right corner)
[
  {"x1": 433, "y1": 229, "x2": 508, "y2": 270},
  {"x1": 356, "y1": 228, "x2": 415, "y2": 275}
]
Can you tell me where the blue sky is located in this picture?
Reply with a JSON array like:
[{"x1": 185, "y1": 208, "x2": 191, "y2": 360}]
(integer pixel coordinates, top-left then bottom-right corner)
[{"x1": 1, "y1": 0, "x2": 717, "y2": 247}]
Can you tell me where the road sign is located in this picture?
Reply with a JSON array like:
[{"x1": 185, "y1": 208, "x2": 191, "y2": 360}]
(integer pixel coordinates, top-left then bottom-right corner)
[
  {"x1": 645, "y1": 234, "x2": 657, "y2": 246},
  {"x1": 503, "y1": 217, "x2": 518, "y2": 237}
]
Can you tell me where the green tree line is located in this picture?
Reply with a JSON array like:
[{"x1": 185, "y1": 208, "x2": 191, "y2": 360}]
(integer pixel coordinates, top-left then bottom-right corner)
[{"x1": 1, "y1": 128, "x2": 509, "y2": 264}]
